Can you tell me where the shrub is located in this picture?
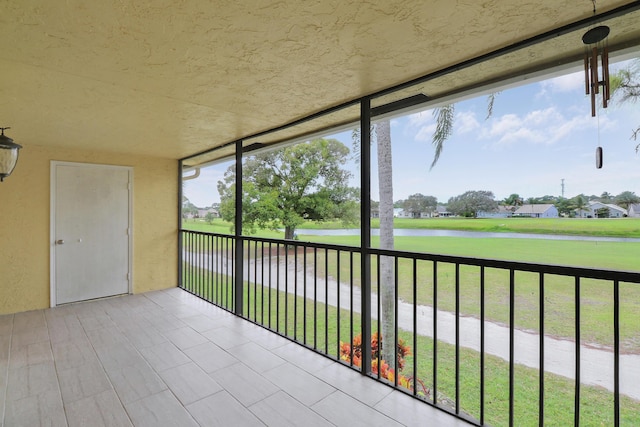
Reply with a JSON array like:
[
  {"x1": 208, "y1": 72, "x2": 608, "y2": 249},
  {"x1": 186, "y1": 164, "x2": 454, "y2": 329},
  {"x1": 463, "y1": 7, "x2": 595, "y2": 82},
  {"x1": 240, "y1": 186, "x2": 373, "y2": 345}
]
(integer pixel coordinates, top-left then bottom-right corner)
[{"x1": 340, "y1": 332, "x2": 429, "y2": 397}]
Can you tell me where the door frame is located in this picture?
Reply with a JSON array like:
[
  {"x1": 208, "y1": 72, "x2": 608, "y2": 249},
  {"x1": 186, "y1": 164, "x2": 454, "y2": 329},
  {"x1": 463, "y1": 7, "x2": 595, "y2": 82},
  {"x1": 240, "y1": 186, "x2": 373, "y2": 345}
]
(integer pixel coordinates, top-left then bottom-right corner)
[{"x1": 50, "y1": 161, "x2": 134, "y2": 307}]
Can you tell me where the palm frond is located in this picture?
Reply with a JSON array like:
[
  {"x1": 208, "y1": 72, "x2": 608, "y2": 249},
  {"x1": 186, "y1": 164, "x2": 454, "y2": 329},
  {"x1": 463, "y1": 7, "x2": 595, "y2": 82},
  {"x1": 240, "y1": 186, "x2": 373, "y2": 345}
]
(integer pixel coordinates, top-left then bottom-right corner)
[
  {"x1": 351, "y1": 128, "x2": 361, "y2": 164},
  {"x1": 431, "y1": 104, "x2": 455, "y2": 169},
  {"x1": 351, "y1": 125, "x2": 376, "y2": 164},
  {"x1": 611, "y1": 58, "x2": 640, "y2": 103},
  {"x1": 486, "y1": 92, "x2": 500, "y2": 120}
]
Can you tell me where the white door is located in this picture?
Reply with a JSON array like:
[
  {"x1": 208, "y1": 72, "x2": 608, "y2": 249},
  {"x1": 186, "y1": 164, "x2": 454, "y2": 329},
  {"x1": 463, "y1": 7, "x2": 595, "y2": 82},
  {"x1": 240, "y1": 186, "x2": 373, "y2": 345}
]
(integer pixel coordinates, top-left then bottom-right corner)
[{"x1": 51, "y1": 162, "x2": 132, "y2": 305}]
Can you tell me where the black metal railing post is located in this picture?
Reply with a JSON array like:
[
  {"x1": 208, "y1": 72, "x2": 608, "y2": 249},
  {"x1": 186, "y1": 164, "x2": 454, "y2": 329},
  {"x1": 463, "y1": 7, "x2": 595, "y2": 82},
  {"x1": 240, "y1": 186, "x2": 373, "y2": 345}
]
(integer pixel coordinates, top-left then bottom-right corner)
[
  {"x1": 234, "y1": 140, "x2": 244, "y2": 316},
  {"x1": 433, "y1": 261, "x2": 438, "y2": 406},
  {"x1": 480, "y1": 266, "x2": 486, "y2": 425},
  {"x1": 614, "y1": 279, "x2": 620, "y2": 427},
  {"x1": 455, "y1": 263, "x2": 460, "y2": 414},
  {"x1": 575, "y1": 276, "x2": 581, "y2": 427},
  {"x1": 509, "y1": 269, "x2": 515, "y2": 427},
  {"x1": 539, "y1": 273, "x2": 545, "y2": 427}
]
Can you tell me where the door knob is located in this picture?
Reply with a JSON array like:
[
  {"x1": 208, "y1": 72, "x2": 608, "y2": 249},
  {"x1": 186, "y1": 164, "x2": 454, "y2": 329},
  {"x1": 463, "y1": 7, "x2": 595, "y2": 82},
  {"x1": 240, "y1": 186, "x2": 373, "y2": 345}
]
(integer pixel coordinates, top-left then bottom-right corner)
[{"x1": 56, "y1": 239, "x2": 65, "y2": 245}]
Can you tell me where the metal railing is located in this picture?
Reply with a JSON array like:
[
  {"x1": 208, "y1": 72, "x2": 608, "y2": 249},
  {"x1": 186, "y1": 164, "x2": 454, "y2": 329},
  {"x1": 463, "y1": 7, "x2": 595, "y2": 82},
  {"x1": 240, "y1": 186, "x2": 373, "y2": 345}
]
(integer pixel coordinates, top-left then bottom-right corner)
[{"x1": 179, "y1": 229, "x2": 640, "y2": 427}]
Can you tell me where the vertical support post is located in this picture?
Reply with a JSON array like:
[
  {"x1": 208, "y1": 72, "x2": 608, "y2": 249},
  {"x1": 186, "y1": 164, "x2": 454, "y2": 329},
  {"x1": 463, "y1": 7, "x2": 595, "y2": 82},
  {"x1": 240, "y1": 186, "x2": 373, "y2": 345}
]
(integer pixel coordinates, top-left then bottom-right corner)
[
  {"x1": 539, "y1": 273, "x2": 545, "y2": 427},
  {"x1": 433, "y1": 261, "x2": 438, "y2": 405},
  {"x1": 614, "y1": 280, "x2": 620, "y2": 427},
  {"x1": 360, "y1": 98, "x2": 372, "y2": 375},
  {"x1": 575, "y1": 276, "x2": 581, "y2": 427},
  {"x1": 234, "y1": 140, "x2": 244, "y2": 316},
  {"x1": 412, "y1": 258, "x2": 418, "y2": 396},
  {"x1": 455, "y1": 263, "x2": 460, "y2": 413},
  {"x1": 509, "y1": 269, "x2": 515, "y2": 427},
  {"x1": 177, "y1": 160, "x2": 184, "y2": 288},
  {"x1": 394, "y1": 256, "x2": 399, "y2": 385},
  {"x1": 480, "y1": 266, "x2": 486, "y2": 425}
]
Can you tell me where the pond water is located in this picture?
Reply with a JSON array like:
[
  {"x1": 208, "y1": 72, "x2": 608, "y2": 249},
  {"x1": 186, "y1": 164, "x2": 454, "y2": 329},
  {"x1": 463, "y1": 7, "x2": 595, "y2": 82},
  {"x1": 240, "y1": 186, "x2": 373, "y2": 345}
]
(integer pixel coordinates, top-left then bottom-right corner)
[{"x1": 295, "y1": 228, "x2": 640, "y2": 242}]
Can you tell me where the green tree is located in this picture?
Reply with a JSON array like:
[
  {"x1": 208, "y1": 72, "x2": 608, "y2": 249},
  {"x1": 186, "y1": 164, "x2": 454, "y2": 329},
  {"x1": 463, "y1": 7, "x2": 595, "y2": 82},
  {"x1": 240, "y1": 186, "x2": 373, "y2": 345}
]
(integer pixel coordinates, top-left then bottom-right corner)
[
  {"x1": 569, "y1": 195, "x2": 589, "y2": 217},
  {"x1": 503, "y1": 193, "x2": 523, "y2": 208},
  {"x1": 600, "y1": 192, "x2": 613, "y2": 203},
  {"x1": 204, "y1": 212, "x2": 216, "y2": 224},
  {"x1": 614, "y1": 191, "x2": 640, "y2": 210},
  {"x1": 555, "y1": 197, "x2": 572, "y2": 217},
  {"x1": 447, "y1": 190, "x2": 498, "y2": 218},
  {"x1": 538, "y1": 195, "x2": 556, "y2": 203},
  {"x1": 217, "y1": 139, "x2": 358, "y2": 239},
  {"x1": 370, "y1": 200, "x2": 380, "y2": 217},
  {"x1": 403, "y1": 193, "x2": 437, "y2": 218},
  {"x1": 182, "y1": 196, "x2": 198, "y2": 219}
]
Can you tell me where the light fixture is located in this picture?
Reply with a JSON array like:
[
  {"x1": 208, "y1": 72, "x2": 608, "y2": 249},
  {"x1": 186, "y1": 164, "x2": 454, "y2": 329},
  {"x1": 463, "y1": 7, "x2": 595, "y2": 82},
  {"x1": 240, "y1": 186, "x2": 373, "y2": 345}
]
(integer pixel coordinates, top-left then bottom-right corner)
[{"x1": 0, "y1": 127, "x2": 22, "y2": 182}]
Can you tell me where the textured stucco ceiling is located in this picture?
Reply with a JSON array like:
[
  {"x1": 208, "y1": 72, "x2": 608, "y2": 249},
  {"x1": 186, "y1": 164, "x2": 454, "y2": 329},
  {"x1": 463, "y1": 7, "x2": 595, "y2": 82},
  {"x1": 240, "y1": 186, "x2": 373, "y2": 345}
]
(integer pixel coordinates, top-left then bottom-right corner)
[{"x1": 1, "y1": 1, "x2": 640, "y2": 161}]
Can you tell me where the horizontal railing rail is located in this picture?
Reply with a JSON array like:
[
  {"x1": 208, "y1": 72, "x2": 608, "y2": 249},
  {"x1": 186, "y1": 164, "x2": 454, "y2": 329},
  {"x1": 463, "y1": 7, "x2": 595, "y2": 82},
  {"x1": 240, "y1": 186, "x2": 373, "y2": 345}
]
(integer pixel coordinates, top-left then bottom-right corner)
[{"x1": 179, "y1": 229, "x2": 640, "y2": 427}]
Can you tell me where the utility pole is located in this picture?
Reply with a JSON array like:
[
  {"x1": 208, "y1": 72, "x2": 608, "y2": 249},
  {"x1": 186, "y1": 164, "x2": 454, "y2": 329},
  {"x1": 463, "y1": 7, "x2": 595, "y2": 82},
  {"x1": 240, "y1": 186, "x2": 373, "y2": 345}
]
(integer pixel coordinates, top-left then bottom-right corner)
[{"x1": 561, "y1": 178, "x2": 565, "y2": 198}]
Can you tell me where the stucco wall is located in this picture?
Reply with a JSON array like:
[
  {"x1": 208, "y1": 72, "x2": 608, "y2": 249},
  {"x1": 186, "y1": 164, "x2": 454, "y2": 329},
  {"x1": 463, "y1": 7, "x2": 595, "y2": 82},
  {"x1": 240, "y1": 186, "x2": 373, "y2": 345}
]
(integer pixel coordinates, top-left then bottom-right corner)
[{"x1": 0, "y1": 145, "x2": 178, "y2": 314}]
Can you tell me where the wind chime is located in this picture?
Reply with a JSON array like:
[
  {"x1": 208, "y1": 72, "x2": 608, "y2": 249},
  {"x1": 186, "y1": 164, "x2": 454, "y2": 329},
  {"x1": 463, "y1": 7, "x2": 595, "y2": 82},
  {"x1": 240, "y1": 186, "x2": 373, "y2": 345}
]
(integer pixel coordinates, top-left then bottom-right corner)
[
  {"x1": 582, "y1": 1, "x2": 610, "y2": 169},
  {"x1": 583, "y1": 25, "x2": 610, "y2": 117}
]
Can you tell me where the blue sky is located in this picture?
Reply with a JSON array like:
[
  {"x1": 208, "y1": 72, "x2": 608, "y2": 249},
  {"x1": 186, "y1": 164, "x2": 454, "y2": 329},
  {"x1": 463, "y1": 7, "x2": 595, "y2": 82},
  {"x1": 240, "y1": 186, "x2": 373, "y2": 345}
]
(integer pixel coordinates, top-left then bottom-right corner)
[{"x1": 185, "y1": 60, "x2": 640, "y2": 208}]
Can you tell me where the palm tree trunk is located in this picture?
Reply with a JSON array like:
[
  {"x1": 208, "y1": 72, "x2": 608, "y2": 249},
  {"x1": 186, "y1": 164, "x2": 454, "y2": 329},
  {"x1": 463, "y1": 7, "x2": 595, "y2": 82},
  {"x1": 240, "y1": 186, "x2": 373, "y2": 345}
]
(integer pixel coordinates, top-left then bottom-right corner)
[{"x1": 376, "y1": 120, "x2": 396, "y2": 367}]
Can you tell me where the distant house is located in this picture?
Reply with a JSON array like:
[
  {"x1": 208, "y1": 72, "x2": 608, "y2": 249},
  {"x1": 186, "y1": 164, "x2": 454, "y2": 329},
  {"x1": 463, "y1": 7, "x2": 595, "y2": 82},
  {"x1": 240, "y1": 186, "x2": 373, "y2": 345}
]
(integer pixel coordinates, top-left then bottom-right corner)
[
  {"x1": 379, "y1": 208, "x2": 434, "y2": 218},
  {"x1": 393, "y1": 207, "x2": 411, "y2": 218},
  {"x1": 478, "y1": 205, "x2": 514, "y2": 219},
  {"x1": 577, "y1": 201, "x2": 627, "y2": 218},
  {"x1": 513, "y1": 204, "x2": 558, "y2": 218},
  {"x1": 435, "y1": 205, "x2": 452, "y2": 217},
  {"x1": 420, "y1": 211, "x2": 436, "y2": 218},
  {"x1": 600, "y1": 202, "x2": 626, "y2": 218},
  {"x1": 197, "y1": 209, "x2": 219, "y2": 218},
  {"x1": 629, "y1": 204, "x2": 640, "y2": 218}
]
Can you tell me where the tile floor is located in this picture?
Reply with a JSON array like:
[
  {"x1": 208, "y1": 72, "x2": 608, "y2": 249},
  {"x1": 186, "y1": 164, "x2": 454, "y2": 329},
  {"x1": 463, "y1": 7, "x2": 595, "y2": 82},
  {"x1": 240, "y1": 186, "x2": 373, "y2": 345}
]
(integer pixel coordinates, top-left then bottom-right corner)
[{"x1": 0, "y1": 288, "x2": 468, "y2": 426}]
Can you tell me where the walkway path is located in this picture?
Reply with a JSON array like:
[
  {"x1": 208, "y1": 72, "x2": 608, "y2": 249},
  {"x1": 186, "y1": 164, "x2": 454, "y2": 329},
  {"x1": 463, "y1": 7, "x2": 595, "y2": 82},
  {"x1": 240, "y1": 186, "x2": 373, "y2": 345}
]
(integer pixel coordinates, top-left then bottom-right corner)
[{"x1": 190, "y1": 253, "x2": 640, "y2": 400}]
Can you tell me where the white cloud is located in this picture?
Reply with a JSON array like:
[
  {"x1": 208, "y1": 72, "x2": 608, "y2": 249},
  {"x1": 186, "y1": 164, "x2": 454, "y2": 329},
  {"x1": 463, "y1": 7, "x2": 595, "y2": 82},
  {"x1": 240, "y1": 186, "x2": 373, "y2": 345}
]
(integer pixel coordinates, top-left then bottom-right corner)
[
  {"x1": 456, "y1": 111, "x2": 480, "y2": 134},
  {"x1": 407, "y1": 110, "x2": 433, "y2": 128},
  {"x1": 406, "y1": 110, "x2": 437, "y2": 143},
  {"x1": 414, "y1": 123, "x2": 437, "y2": 142},
  {"x1": 537, "y1": 71, "x2": 584, "y2": 99},
  {"x1": 482, "y1": 107, "x2": 601, "y2": 146},
  {"x1": 484, "y1": 113, "x2": 522, "y2": 138},
  {"x1": 406, "y1": 109, "x2": 479, "y2": 142}
]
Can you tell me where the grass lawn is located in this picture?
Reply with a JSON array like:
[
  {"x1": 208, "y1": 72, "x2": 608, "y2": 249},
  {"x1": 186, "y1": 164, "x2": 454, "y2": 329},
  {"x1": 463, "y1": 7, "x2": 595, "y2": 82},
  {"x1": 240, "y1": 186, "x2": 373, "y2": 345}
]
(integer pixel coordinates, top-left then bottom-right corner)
[
  {"x1": 301, "y1": 238, "x2": 640, "y2": 352},
  {"x1": 181, "y1": 219, "x2": 640, "y2": 352},
  {"x1": 181, "y1": 218, "x2": 640, "y2": 272},
  {"x1": 278, "y1": 217, "x2": 640, "y2": 238},
  {"x1": 181, "y1": 265, "x2": 640, "y2": 426},
  {"x1": 183, "y1": 217, "x2": 640, "y2": 237}
]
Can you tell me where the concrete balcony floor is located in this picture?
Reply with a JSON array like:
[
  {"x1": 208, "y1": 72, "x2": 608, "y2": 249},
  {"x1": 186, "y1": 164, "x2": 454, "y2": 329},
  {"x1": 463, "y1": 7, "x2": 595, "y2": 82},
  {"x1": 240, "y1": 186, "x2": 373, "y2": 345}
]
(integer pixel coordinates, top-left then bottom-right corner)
[{"x1": 0, "y1": 288, "x2": 466, "y2": 427}]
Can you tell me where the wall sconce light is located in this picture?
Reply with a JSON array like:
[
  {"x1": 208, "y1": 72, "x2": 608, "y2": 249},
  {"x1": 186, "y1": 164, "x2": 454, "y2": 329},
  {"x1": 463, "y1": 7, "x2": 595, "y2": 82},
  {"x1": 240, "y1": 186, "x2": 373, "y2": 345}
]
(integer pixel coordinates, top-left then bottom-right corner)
[{"x1": 0, "y1": 127, "x2": 22, "y2": 182}]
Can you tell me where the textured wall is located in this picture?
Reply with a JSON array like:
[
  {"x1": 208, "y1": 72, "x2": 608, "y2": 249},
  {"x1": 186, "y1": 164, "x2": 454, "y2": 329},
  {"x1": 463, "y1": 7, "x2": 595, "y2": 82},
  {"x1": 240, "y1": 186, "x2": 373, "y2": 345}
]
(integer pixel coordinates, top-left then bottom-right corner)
[{"x1": 0, "y1": 145, "x2": 178, "y2": 314}]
